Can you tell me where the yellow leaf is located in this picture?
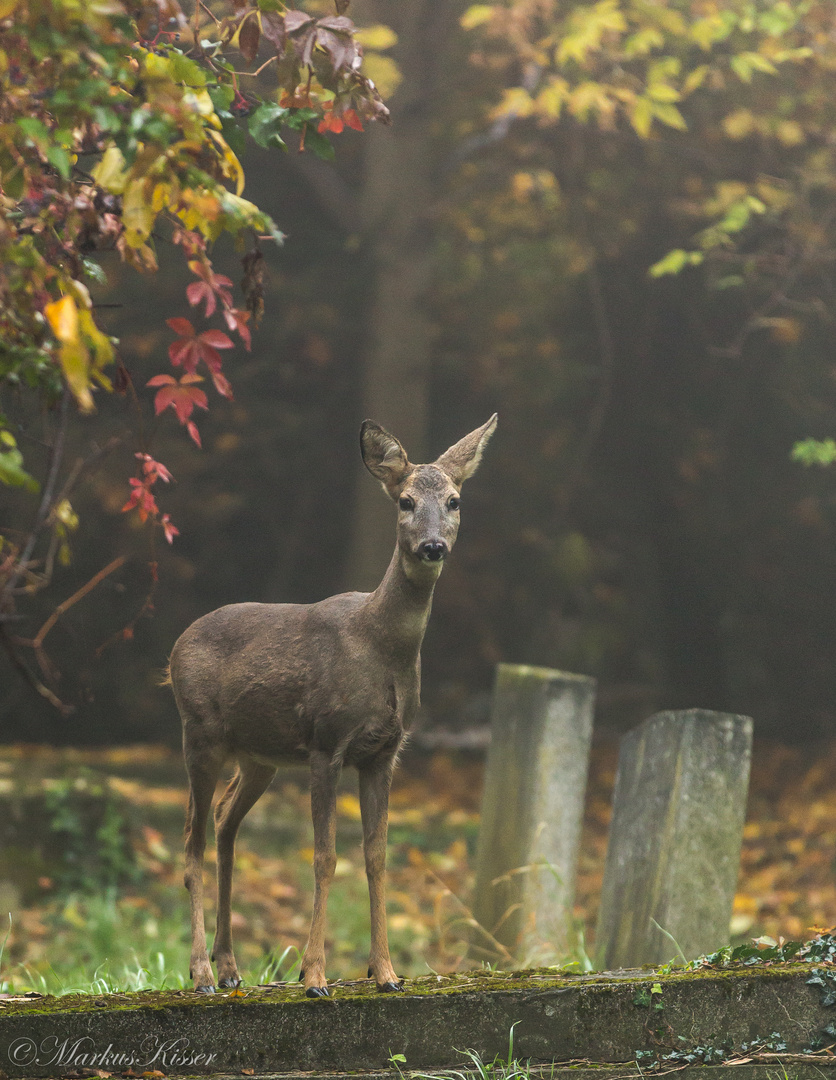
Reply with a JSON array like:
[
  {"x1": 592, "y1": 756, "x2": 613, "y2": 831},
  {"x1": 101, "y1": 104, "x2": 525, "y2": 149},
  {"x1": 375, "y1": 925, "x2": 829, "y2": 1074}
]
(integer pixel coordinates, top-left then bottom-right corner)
[
  {"x1": 152, "y1": 181, "x2": 177, "y2": 214},
  {"x1": 723, "y1": 109, "x2": 755, "y2": 139},
  {"x1": 511, "y1": 172, "x2": 534, "y2": 201},
  {"x1": 360, "y1": 53, "x2": 402, "y2": 97},
  {"x1": 336, "y1": 793, "x2": 362, "y2": 820},
  {"x1": 54, "y1": 499, "x2": 79, "y2": 530},
  {"x1": 183, "y1": 88, "x2": 216, "y2": 118},
  {"x1": 355, "y1": 24, "x2": 398, "y2": 50},
  {"x1": 78, "y1": 308, "x2": 115, "y2": 370},
  {"x1": 652, "y1": 100, "x2": 687, "y2": 130},
  {"x1": 58, "y1": 340, "x2": 94, "y2": 413},
  {"x1": 123, "y1": 243, "x2": 158, "y2": 273},
  {"x1": 536, "y1": 77, "x2": 568, "y2": 119},
  {"x1": 683, "y1": 65, "x2": 710, "y2": 95},
  {"x1": 622, "y1": 27, "x2": 664, "y2": 57},
  {"x1": 460, "y1": 4, "x2": 494, "y2": 30},
  {"x1": 207, "y1": 129, "x2": 245, "y2": 197},
  {"x1": 776, "y1": 120, "x2": 804, "y2": 147},
  {"x1": 45, "y1": 295, "x2": 79, "y2": 344},
  {"x1": 630, "y1": 96, "x2": 654, "y2": 138},
  {"x1": 495, "y1": 86, "x2": 534, "y2": 119},
  {"x1": 0, "y1": 0, "x2": 20, "y2": 17},
  {"x1": 646, "y1": 82, "x2": 681, "y2": 103},
  {"x1": 91, "y1": 145, "x2": 129, "y2": 194},
  {"x1": 123, "y1": 177, "x2": 156, "y2": 247},
  {"x1": 557, "y1": 0, "x2": 626, "y2": 65},
  {"x1": 567, "y1": 81, "x2": 615, "y2": 124}
]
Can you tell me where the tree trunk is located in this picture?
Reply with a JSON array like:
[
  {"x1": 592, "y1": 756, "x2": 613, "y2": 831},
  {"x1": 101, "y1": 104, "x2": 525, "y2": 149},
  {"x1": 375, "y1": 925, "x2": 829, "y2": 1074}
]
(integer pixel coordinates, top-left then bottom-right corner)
[{"x1": 345, "y1": 0, "x2": 456, "y2": 591}]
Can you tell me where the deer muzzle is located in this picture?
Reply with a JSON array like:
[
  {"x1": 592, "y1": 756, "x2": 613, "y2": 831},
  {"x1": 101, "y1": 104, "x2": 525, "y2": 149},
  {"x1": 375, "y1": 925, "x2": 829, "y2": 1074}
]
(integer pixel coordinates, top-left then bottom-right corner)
[{"x1": 418, "y1": 540, "x2": 448, "y2": 562}]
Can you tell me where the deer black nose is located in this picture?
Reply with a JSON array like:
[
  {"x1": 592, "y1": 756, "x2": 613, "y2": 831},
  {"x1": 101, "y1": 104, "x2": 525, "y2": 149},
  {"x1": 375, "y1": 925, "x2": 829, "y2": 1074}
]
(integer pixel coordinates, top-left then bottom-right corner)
[{"x1": 419, "y1": 541, "x2": 447, "y2": 562}]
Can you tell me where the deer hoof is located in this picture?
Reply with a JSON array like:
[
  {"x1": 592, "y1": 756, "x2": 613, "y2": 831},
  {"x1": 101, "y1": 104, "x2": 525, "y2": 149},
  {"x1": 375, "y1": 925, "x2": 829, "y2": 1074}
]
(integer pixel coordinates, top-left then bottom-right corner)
[
  {"x1": 195, "y1": 985, "x2": 216, "y2": 994},
  {"x1": 305, "y1": 986, "x2": 330, "y2": 998},
  {"x1": 378, "y1": 980, "x2": 404, "y2": 993},
  {"x1": 218, "y1": 977, "x2": 241, "y2": 989}
]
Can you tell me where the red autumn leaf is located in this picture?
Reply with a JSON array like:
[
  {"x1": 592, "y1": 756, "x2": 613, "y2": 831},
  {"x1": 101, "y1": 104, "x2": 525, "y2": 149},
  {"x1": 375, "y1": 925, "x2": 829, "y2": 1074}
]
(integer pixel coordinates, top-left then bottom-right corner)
[
  {"x1": 135, "y1": 451, "x2": 173, "y2": 484},
  {"x1": 172, "y1": 228, "x2": 205, "y2": 256},
  {"x1": 161, "y1": 513, "x2": 179, "y2": 544},
  {"x1": 186, "y1": 260, "x2": 234, "y2": 318},
  {"x1": 186, "y1": 420, "x2": 202, "y2": 447},
  {"x1": 318, "y1": 103, "x2": 344, "y2": 134},
  {"x1": 167, "y1": 319, "x2": 234, "y2": 375},
  {"x1": 222, "y1": 307, "x2": 252, "y2": 350},
  {"x1": 343, "y1": 108, "x2": 364, "y2": 132},
  {"x1": 166, "y1": 316, "x2": 194, "y2": 338},
  {"x1": 121, "y1": 478, "x2": 159, "y2": 523},
  {"x1": 209, "y1": 368, "x2": 233, "y2": 399},
  {"x1": 147, "y1": 372, "x2": 208, "y2": 424}
]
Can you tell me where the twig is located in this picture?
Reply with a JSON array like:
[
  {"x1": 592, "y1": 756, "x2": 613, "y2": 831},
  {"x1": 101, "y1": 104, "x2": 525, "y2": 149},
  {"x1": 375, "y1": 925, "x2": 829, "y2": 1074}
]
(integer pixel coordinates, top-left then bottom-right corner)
[
  {"x1": 0, "y1": 624, "x2": 73, "y2": 716},
  {"x1": 22, "y1": 557, "x2": 126, "y2": 653},
  {"x1": 231, "y1": 56, "x2": 275, "y2": 77}
]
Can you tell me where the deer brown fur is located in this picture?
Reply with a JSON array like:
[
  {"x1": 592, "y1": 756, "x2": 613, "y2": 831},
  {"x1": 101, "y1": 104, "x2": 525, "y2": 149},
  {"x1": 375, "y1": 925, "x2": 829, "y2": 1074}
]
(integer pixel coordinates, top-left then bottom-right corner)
[{"x1": 170, "y1": 415, "x2": 497, "y2": 996}]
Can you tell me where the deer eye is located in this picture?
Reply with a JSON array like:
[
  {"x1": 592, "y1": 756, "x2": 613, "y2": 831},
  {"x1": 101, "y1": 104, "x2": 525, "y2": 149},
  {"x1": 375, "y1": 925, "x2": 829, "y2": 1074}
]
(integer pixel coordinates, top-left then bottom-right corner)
[
  {"x1": 448, "y1": 496, "x2": 460, "y2": 511},
  {"x1": 399, "y1": 496, "x2": 414, "y2": 512}
]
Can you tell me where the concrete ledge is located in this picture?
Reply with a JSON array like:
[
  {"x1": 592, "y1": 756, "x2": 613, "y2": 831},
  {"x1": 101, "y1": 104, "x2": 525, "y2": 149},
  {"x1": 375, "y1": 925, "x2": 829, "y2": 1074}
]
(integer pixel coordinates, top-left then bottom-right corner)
[{"x1": 1, "y1": 965, "x2": 835, "y2": 1078}]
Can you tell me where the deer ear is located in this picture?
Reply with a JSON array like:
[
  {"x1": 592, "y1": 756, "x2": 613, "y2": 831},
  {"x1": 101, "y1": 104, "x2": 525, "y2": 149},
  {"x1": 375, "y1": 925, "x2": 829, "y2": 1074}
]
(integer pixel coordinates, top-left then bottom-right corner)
[
  {"x1": 361, "y1": 420, "x2": 413, "y2": 499},
  {"x1": 434, "y1": 414, "x2": 497, "y2": 486}
]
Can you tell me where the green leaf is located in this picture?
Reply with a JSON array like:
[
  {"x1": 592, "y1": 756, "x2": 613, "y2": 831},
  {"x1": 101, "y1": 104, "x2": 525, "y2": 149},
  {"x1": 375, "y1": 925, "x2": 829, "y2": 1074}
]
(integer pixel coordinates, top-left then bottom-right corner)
[
  {"x1": 208, "y1": 83, "x2": 235, "y2": 111},
  {"x1": 46, "y1": 144, "x2": 72, "y2": 180},
  {"x1": 792, "y1": 439, "x2": 836, "y2": 467},
  {"x1": 248, "y1": 102, "x2": 289, "y2": 149},
  {"x1": 649, "y1": 248, "x2": 703, "y2": 277},
  {"x1": 82, "y1": 258, "x2": 108, "y2": 285},
  {"x1": 0, "y1": 431, "x2": 39, "y2": 492},
  {"x1": 16, "y1": 117, "x2": 50, "y2": 150},
  {"x1": 301, "y1": 127, "x2": 335, "y2": 161}
]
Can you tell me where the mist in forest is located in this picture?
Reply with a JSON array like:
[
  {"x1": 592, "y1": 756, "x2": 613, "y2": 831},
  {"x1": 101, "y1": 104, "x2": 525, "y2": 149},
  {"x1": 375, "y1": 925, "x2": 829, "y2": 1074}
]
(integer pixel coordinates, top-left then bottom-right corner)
[{"x1": 3, "y1": 1, "x2": 836, "y2": 748}]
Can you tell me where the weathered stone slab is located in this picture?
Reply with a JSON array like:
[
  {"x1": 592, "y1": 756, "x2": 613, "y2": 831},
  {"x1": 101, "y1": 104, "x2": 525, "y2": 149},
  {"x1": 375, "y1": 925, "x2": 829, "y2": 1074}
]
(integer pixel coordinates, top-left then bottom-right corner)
[
  {"x1": 596, "y1": 709, "x2": 752, "y2": 970},
  {"x1": 473, "y1": 664, "x2": 595, "y2": 962},
  {"x1": 169, "y1": 1067, "x2": 835, "y2": 1080},
  {"x1": 1, "y1": 965, "x2": 833, "y2": 1078}
]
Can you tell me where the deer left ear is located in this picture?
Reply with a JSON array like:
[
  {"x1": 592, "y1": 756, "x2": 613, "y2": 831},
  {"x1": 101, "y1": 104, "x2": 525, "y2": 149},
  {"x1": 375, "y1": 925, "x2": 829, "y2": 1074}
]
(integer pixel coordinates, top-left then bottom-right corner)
[
  {"x1": 434, "y1": 414, "x2": 498, "y2": 487},
  {"x1": 361, "y1": 420, "x2": 414, "y2": 499}
]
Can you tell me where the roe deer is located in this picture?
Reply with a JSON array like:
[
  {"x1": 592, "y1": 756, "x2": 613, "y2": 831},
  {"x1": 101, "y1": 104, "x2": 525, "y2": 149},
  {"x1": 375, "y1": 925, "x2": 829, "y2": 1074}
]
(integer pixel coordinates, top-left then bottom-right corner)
[{"x1": 170, "y1": 414, "x2": 497, "y2": 996}]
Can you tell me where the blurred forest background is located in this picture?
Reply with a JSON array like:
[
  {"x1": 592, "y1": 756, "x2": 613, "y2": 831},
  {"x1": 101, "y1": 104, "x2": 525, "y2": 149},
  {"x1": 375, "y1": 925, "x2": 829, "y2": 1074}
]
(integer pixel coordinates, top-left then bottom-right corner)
[{"x1": 4, "y1": 0, "x2": 836, "y2": 748}]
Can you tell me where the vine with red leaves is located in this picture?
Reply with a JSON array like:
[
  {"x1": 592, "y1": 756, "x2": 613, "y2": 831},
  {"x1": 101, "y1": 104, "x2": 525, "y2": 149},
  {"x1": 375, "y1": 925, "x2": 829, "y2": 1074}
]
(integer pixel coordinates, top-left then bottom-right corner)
[{"x1": 0, "y1": 0, "x2": 390, "y2": 708}]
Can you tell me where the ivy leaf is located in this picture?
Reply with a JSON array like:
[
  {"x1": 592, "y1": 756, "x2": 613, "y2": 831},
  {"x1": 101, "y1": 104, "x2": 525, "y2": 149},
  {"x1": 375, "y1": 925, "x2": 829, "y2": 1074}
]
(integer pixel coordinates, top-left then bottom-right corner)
[
  {"x1": 248, "y1": 102, "x2": 289, "y2": 149},
  {"x1": 147, "y1": 372, "x2": 208, "y2": 424},
  {"x1": 186, "y1": 260, "x2": 234, "y2": 317},
  {"x1": 166, "y1": 317, "x2": 235, "y2": 377},
  {"x1": 302, "y1": 127, "x2": 335, "y2": 161}
]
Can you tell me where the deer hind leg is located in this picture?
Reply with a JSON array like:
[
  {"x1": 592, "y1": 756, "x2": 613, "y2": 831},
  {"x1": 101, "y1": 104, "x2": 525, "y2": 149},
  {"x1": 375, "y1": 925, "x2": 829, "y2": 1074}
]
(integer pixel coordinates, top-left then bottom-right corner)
[
  {"x1": 183, "y1": 747, "x2": 224, "y2": 993},
  {"x1": 212, "y1": 758, "x2": 276, "y2": 988},
  {"x1": 300, "y1": 750, "x2": 341, "y2": 997},
  {"x1": 359, "y1": 756, "x2": 403, "y2": 992}
]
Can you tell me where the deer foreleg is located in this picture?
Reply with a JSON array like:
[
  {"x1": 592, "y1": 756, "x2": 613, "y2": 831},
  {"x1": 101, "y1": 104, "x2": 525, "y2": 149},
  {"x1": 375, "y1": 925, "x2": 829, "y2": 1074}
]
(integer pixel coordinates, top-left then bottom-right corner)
[
  {"x1": 301, "y1": 750, "x2": 340, "y2": 997},
  {"x1": 359, "y1": 758, "x2": 403, "y2": 992}
]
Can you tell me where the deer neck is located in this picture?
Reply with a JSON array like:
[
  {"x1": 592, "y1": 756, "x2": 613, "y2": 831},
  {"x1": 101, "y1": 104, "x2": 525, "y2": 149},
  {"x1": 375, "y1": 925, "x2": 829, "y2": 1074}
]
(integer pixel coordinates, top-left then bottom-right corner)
[{"x1": 363, "y1": 545, "x2": 440, "y2": 661}]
